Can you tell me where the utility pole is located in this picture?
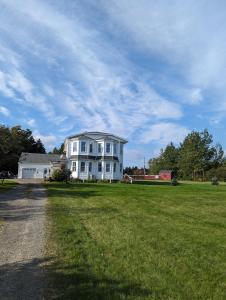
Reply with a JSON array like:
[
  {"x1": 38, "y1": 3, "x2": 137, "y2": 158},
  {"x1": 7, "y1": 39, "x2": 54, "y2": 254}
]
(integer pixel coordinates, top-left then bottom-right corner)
[{"x1": 143, "y1": 157, "x2": 146, "y2": 175}]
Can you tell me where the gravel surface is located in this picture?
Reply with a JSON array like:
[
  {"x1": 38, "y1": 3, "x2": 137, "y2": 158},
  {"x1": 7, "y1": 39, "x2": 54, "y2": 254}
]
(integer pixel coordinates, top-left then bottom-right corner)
[{"x1": 0, "y1": 182, "x2": 47, "y2": 300}]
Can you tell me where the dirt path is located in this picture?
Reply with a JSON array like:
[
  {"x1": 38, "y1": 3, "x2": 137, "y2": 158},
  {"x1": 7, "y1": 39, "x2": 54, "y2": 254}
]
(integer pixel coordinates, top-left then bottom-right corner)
[{"x1": 0, "y1": 182, "x2": 47, "y2": 300}]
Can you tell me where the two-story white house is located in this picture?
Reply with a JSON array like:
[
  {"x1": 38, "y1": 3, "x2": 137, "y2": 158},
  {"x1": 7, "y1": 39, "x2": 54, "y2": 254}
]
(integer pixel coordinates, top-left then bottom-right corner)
[
  {"x1": 18, "y1": 131, "x2": 128, "y2": 180},
  {"x1": 65, "y1": 132, "x2": 128, "y2": 180}
]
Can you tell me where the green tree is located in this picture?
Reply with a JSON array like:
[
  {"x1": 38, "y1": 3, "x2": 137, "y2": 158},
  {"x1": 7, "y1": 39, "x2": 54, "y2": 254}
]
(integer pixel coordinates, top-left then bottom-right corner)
[
  {"x1": 49, "y1": 143, "x2": 65, "y2": 154},
  {"x1": 178, "y1": 129, "x2": 222, "y2": 180},
  {"x1": 149, "y1": 143, "x2": 179, "y2": 174},
  {"x1": 0, "y1": 124, "x2": 46, "y2": 174}
]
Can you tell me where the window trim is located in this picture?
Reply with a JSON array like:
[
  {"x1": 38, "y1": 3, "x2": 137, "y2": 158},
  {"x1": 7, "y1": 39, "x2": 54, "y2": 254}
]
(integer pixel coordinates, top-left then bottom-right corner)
[
  {"x1": 106, "y1": 162, "x2": 110, "y2": 173},
  {"x1": 98, "y1": 162, "x2": 102, "y2": 172},
  {"x1": 98, "y1": 143, "x2": 102, "y2": 153},
  {"x1": 81, "y1": 141, "x2": 86, "y2": 153},
  {"x1": 80, "y1": 161, "x2": 85, "y2": 172},
  {"x1": 89, "y1": 143, "x2": 93, "y2": 153},
  {"x1": 72, "y1": 161, "x2": 76, "y2": 172},
  {"x1": 72, "y1": 141, "x2": 77, "y2": 152},
  {"x1": 113, "y1": 143, "x2": 117, "y2": 154},
  {"x1": 106, "y1": 142, "x2": 111, "y2": 153}
]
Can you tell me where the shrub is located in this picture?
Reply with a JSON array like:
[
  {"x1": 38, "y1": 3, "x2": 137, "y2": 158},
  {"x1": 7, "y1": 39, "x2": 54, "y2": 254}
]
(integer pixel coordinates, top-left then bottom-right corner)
[
  {"x1": 97, "y1": 179, "x2": 110, "y2": 183},
  {"x1": 211, "y1": 176, "x2": 219, "y2": 185},
  {"x1": 171, "y1": 177, "x2": 179, "y2": 186},
  {"x1": 52, "y1": 169, "x2": 71, "y2": 182}
]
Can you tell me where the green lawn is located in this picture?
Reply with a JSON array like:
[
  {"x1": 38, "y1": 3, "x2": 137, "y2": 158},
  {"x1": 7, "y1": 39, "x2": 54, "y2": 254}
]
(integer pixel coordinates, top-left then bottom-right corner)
[
  {"x1": 0, "y1": 179, "x2": 18, "y2": 193},
  {"x1": 46, "y1": 182, "x2": 226, "y2": 300}
]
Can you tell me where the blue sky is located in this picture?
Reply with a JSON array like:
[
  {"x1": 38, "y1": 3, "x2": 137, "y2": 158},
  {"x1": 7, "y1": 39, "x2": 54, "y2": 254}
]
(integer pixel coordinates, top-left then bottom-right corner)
[{"x1": 0, "y1": 0, "x2": 226, "y2": 166}]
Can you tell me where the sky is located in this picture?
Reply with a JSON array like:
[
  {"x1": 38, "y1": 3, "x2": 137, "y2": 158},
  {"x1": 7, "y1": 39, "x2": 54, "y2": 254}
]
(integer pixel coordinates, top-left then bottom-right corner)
[{"x1": 0, "y1": 0, "x2": 226, "y2": 166}]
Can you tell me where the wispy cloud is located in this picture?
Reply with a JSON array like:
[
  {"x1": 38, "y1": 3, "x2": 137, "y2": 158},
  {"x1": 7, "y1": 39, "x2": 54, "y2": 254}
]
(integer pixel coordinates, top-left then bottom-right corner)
[
  {"x1": 0, "y1": 105, "x2": 10, "y2": 117},
  {"x1": 0, "y1": 0, "x2": 225, "y2": 164}
]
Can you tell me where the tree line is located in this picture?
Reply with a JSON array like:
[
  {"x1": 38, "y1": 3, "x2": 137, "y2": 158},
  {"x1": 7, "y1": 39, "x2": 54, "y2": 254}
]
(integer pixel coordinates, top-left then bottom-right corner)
[
  {"x1": 148, "y1": 129, "x2": 225, "y2": 180},
  {"x1": 0, "y1": 124, "x2": 46, "y2": 174}
]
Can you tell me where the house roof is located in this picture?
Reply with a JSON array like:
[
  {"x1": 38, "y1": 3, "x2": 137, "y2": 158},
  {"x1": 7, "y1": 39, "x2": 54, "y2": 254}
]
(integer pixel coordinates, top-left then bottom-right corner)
[
  {"x1": 19, "y1": 153, "x2": 65, "y2": 164},
  {"x1": 66, "y1": 131, "x2": 128, "y2": 143}
]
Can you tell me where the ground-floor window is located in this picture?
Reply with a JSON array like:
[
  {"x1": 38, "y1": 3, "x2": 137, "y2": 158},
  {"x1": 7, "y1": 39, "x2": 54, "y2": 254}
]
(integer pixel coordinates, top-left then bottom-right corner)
[
  {"x1": 80, "y1": 162, "x2": 85, "y2": 172},
  {"x1": 120, "y1": 163, "x2": 122, "y2": 172},
  {"x1": 98, "y1": 162, "x2": 102, "y2": 172},
  {"x1": 113, "y1": 162, "x2": 116, "y2": 172},
  {"x1": 89, "y1": 162, "x2": 92, "y2": 172},
  {"x1": 106, "y1": 163, "x2": 110, "y2": 172},
  {"x1": 72, "y1": 161, "x2": 76, "y2": 171}
]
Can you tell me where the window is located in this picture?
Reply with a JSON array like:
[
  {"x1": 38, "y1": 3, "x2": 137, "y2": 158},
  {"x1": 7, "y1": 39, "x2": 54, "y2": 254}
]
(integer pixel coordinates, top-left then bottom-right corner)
[
  {"x1": 98, "y1": 143, "x2": 102, "y2": 153},
  {"x1": 120, "y1": 144, "x2": 123, "y2": 155},
  {"x1": 73, "y1": 141, "x2": 77, "y2": 152},
  {"x1": 106, "y1": 143, "x2": 111, "y2": 153},
  {"x1": 80, "y1": 162, "x2": 85, "y2": 172},
  {"x1": 113, "y1": 143, "x2": 117, "y2": 154},
  {"x1": 120, "y1": 163, "x2": 122, "y2": 172},
  {"x1": 81, "y1": 141, "x2": 86, "y2": 152},
  {"x1": 98, "y1": 162, "x2": 102, "y2": 172},
  {"x1": 89, "y1": 162, "x2": 92, "y2": 172},
  {"x1": 113, "y1": 163, "x2": 116, "y2": 173},
  {"x1": 72, "y1": 161, "x2": 76, "y2": 172},
  {"x1": 89, "y1": 143, "x2": 93, "y2": 153},
  {"x1": 106, "y1": 163, "x2": 110, "y2": 172}
]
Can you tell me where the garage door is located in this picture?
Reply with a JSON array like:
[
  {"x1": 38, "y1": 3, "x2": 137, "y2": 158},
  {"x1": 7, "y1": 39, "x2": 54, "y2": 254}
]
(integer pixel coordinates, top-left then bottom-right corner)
[{"x1": 22, "y1": 168, "x2": 36, "y2": 179}]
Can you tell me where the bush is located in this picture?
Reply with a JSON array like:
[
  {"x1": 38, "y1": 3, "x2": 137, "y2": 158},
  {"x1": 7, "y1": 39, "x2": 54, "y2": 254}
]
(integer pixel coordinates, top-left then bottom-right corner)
[
  {"x1": 211, "y1": 176, "x2": 219, "y2": 185},
  {"x1": 52, "y1": 169, "x2": 71, "y2": 182},
  {"x1": 171, "y1": 177, "x2": 179, "y2": 186},
  {"x1": 71, "y1": 178, "x2": 83, "y2": 183},
  {"x1": 97, "y1": 179, "x2": 110, "y2": 183}
]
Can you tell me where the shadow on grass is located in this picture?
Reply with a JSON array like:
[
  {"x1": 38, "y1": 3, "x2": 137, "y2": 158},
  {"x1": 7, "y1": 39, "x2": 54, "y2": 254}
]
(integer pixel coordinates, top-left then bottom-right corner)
[
  {"x1": 46, "y1": 260, "x2": 151, "y2": 300},
  {"x1": 0, "y1": 257, "x2": 152, "y2": 300},
  {"x1": 132, "y1": 180, "x2": 172, "y2": 186}
]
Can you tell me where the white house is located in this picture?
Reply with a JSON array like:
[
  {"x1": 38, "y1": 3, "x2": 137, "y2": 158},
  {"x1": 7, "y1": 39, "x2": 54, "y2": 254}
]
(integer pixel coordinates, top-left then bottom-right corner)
[
  {"x1": 18, "y1": 131, "x2": 128, "y2": 180},
  {"x1": 18, "y1": 153, "x2": 66, "y2": 179}
]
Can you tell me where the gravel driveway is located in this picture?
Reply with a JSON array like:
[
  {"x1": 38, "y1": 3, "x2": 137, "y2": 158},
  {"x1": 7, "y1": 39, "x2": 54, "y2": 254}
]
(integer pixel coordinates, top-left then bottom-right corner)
[{"x1": 0, "y1": 181, "x2": 47, "y2": 300}]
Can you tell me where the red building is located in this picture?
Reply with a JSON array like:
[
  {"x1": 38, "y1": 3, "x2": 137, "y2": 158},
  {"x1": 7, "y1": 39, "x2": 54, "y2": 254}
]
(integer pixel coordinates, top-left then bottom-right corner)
[{"x1": 159, "y1": 170, "x2": 173, "y2": 181}]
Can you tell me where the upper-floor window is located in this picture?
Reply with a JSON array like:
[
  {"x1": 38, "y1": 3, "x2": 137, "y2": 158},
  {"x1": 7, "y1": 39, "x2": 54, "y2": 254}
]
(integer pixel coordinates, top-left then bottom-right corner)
[
  {"x1": 106, "y1": 163, "x2": 110, "y2": 172},
  {"x1": 113, "y1": 143, "x2": 117, "y2": 154},
  {"x1": 120, "y1": 144, "x2": 123, "y2": 155},
  {"x1": 89, "y1": 162, "x2": 92, "y2": 172},
  {"x1": 80, "y1": 162, "x2": 85, "y2": 172},
  {"x1": 89, "y1": 143, "x2": 93, "y2": 153},
  {"x1": 73, "y1": 141, "x2": 77, "y2": 152},
  {"x1": 98, "y1": 143, "x2": 102, "y2": 153},
  {"x1": 72, "y1": 161, "x2": 76, "y2": 172},
  {"x1": 106, "y1": 143, "x2": 111, "y2": 153},
  {"x1": 81, "y1": 141, "x2": 86, "y2": 152},
  {"x1": 113, "y1": 162, "x2": 116, "y2": 173},
  {"x1": 98, "y1": 162, "x2": 102, "y2": 172}
]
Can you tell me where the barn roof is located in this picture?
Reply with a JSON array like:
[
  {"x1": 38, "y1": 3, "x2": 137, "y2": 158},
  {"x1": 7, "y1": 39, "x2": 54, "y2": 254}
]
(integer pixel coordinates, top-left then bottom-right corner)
[{"x1": 19, "y1": 153, "x2": 65, "y2": 164}]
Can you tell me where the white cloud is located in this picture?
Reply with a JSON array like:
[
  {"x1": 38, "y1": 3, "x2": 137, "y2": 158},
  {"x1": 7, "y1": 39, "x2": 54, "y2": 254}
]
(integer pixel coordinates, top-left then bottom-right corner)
[
  {"x1": 27, "y1": 119, "x2": 36, "y2": 127},
  {"x1": 141, "y1": 122, "x2": 189, "y2": 145},
  {"x1": 33, "y1": 130, "x2": 57, "y2": 148},
  {"x1": 0, "y1": 0, "x2": 184, "y2": 138},
  {"x1": 0, "y1": 106, "x2": 10, "y2": 117}
]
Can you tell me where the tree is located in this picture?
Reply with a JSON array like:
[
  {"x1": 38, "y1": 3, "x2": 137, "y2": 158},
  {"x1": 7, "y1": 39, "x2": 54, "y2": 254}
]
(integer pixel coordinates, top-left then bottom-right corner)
[
  {"x1": 49, "y1": 143, "x2": 65, "y2": 154},
  {"x1": 0, "y1": 124, "x2": 46, "y2": 174},
  {"x1": 149, "y1": 143, "x2": 179, "y2": 175},
  {"x1": 178, "y1": 129, "x2": 223, "y2": 180}
]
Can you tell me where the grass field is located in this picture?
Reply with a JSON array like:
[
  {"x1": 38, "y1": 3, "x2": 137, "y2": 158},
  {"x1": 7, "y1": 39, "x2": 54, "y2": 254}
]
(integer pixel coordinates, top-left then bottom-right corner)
[
  {"x1": 46, "y1": 181, "x2": 226, "y2": 299},
  {"x1": 0, "y1": 179, "x2": 18, "y2": 193}
]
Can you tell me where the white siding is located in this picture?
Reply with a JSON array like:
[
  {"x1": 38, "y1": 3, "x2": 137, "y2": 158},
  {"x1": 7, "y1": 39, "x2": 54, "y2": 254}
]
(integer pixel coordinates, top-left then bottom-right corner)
[{"x1": 18, "y1": 163, "x2": 52, "y2": 179}]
